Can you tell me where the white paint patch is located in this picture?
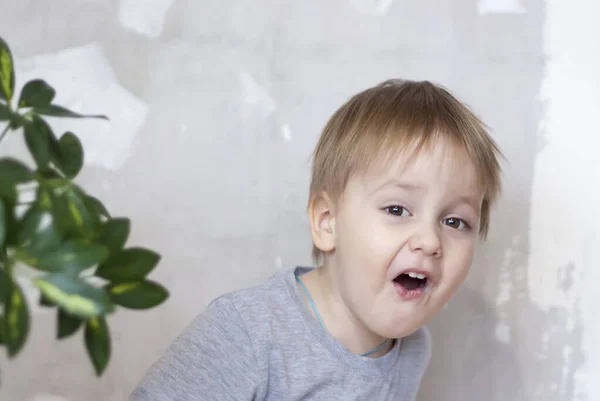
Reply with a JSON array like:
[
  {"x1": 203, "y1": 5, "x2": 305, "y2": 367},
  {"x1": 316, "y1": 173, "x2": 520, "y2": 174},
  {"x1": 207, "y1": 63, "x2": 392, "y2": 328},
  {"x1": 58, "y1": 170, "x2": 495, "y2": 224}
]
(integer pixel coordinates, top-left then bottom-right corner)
[
  {"x1": 15, "y1": 43, "x2": 148, "y2": 171},
  {"x1": 477, "y1": 0, "x2": 526, "y2": 15},
  {"x1": 529, "y1": 0, "x2": 600, "y2": 397},
  {"x1": 238, "y1": 72, "x2": 276, "y2": 120},
  {"x1": 496, "y1": 238, "x2": 519, "y2": 307},
  {"x1": 349, "y1": 0, "x2": 395, "y2": 16},
  {"x1": 495, "y1": 236, "x2": 522, "y2": 348},
  {"x1": 494, "y1": 322, "x2": 511, "y2": 344},
  {"x1": 281, "y1": 124, "x2": 292, "y2": 142},
  {"x1": 119, "y1": 0, "x2": 176, "y2": 38}
]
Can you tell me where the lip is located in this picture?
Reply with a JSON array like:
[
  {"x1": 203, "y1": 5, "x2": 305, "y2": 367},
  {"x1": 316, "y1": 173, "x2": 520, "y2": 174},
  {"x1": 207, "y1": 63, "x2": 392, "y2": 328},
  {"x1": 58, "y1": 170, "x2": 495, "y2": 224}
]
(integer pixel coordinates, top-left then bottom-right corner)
[
  {"x1": 390, "y1": 267, "x2": 436, "y2": 301},
  {"x1": 393, "y1": 281, "x2": 427, "y2": 301}
]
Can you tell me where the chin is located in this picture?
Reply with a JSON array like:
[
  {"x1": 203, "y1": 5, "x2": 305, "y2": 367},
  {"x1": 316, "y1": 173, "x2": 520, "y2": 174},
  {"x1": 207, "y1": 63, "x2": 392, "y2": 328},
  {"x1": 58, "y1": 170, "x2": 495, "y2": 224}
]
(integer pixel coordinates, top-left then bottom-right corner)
[
  {"x1": 377, "y1": 324, "x2": 423, "y2": 340},
  {"x1": 398, "y1": 318, "x2": 431, "y2": 338},
  {"x1": 372, "y1": 309, "x2": 432, "y2": 340}
]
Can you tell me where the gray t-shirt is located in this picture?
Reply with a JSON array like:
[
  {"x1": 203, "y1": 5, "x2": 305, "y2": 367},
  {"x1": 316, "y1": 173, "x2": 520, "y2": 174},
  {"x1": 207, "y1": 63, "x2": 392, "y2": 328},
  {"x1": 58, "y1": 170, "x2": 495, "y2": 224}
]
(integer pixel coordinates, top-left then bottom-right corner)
[{"x1": 129, "y1": 266, "x2": 432, "y2": 401}]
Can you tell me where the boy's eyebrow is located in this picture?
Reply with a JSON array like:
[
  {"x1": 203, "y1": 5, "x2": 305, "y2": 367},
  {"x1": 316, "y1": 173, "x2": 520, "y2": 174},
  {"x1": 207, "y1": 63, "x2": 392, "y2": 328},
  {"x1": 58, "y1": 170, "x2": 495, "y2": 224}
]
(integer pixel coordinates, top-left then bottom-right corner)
[{"x1": 370, "y1": 178, "x2": 424, "y2": 194}]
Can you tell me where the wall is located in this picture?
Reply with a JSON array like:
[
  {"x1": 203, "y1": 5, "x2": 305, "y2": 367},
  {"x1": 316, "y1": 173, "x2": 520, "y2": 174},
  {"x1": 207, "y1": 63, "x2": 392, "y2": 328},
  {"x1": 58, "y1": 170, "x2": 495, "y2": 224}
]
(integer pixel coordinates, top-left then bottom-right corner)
[{"x1": 0, "y1": 1, "x2": 597, "y2": 400}]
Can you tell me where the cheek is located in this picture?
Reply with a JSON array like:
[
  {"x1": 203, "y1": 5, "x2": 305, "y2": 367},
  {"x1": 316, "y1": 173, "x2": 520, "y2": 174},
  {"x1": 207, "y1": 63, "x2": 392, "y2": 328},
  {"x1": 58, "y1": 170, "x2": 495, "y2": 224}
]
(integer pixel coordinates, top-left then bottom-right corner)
[
  {"x1": 342, "y1": 216, "x2": 399, "y2": 259},
  {"x1": 443, "y1": 241, "x2": 476, "y2": 283},
  {"x1": 341, "y1": 228, "x2": 404, "y2": 287}
]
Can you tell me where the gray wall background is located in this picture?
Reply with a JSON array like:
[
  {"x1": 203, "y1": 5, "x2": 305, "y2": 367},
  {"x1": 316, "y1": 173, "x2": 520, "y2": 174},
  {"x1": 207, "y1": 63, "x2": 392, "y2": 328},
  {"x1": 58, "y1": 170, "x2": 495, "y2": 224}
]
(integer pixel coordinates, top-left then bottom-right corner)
[{"x1": 1, "y1": 1, "x2": 598, "y2": 400}]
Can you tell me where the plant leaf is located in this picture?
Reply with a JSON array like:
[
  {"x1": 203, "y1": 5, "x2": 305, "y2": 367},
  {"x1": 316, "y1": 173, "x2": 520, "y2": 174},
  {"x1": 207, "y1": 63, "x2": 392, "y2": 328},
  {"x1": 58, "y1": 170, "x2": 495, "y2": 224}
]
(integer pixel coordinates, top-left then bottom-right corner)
[
  {"x1": 0, "y1": 102, "x2": 9, "y2": 120},
  {"x1": 0, "y1": 198, "x2": 5, "y2": 248},
  {"x1": 0, "y1": 267, "x2": 11, "y2": 302},
  {"x1": 84, "y1": 316, "x2": 111, "y2": 376},
  {"x1": 34, "y1": 104, "x2": 108, "y2": 120},
  {"x1": 57, "y1": 308, "x2": 83, "y2": 339},
  {"x1": 95, "y1": 247, "x2": 161, "y2": 283},
  {"x1": 24, "y1": 119, "x2": 51, "y2": 169},
  {"x1": 0, "y1": 184, "x2": 17, "y2": 206},
  {"x1": 95, "y1": 218, "x2": 130, "y2": 254},
  {"x1": 58, "y1": 132, "x2": 83, "y2": 178},
  {"x1": 83, "y1": 195, "x2": 110, "y2": 219},
  {"x1": 0, "y1": 37, "x2": 15, "y2": 102},
  {"x1": 35, "y1": 184, "x2": 54, "y2": 210},
  {"x1": 28, "y1": 115, "x2": 65, "y2": 173},
  {"x1": 18, "y1": 79, "x2": 56, "y2": 108},
  {"x1": 0, "y1": 194, "x2": 17, "y2": 245},
  {"x1": 3, "y1": 280, "x2": 30, "y2": 358},
  {"x1": 15, "y1": 206, "x2": 44, "y2": 245},
  {"x1": 37, "y1": 166, "x2": 63, "y2": 181},
  {"x1": 52, "y1": 186, "x2": 100, "y2": 238},
  {"x1": 7, "y1": 112, "x2": 27, "y2": 129},
  {"x1": 0, "y1": 158, "x2": 34, "y2": 184},
  {"x1": 0, "y1": 315, "x2": 5, "y2": 344},
  {"x1": 33, "y1": 272, "x2": 115, "y2": 319},
  {"x1": 15, "y1": 207, "x2": 63, "y2": 263},
  {"x1": 107, "y1": 280, "x2": 169, "y2": 310},
  {"x1": 34, "y1": 240, "x2": 109, "y2": 274}
]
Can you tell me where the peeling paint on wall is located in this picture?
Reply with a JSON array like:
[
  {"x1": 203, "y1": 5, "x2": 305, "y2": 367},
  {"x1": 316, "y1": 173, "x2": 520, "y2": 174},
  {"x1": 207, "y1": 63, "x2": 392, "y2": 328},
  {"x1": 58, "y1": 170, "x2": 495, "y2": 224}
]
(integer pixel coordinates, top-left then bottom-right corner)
[
  {"x1": 477, "y1": 0, "x2": 526, "y2": 15},
  {"x1": 119, "y1": 0, "x2": 176, "y2": 38},
  {"x1": 238, "y1": 72, "x2": 276, "y2": 120},
  {"x1": 529, "y1": 0, "x2": 600, "y2": 397},
  {"x1": 281, "y1": 124, "x2": 292, "y2": 142},
  {"x1": 15, "y1": 44, "x2": 148, "y2": 171},
  {"x1": 492, "y1": 234, "x2": 527, "y2": 349},
  {"x1": 494, "y1": 322, "x2": 511, "y2": 344}
]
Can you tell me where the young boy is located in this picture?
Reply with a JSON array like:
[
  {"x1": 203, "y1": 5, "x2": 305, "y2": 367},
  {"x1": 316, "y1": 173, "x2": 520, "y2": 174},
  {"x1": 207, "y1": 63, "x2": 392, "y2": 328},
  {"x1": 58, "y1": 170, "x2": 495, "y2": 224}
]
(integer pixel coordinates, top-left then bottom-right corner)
[{"x1": 129, "y1": 79, "x2": 503, "y2": 400}]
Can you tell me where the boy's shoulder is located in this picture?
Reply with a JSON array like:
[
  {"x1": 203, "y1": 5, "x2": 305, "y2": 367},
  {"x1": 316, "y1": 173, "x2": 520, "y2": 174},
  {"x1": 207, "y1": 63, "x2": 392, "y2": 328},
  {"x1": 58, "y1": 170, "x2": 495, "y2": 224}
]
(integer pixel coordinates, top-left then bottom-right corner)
[
  {"x1": 201, "y1": 266, "x2": 301, "y2": 337},
  {"x1": 208, "y1": 266, "x2": 296, "y2": 313}
]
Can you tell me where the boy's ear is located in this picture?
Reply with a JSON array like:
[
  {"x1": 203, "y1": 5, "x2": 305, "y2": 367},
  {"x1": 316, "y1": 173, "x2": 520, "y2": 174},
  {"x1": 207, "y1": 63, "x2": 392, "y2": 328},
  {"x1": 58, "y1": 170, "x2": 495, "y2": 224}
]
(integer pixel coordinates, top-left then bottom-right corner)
[{"x1": 308, "y1": 191, "x2": 336, "y2": 254}]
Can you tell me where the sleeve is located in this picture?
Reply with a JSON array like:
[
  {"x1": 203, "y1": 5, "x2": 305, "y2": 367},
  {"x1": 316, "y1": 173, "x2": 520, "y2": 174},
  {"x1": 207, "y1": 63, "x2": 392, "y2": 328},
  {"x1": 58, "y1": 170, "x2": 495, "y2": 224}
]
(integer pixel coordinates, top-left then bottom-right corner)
[{"x1": 129, "y1": 297, "x2": 264, "y2": 401}]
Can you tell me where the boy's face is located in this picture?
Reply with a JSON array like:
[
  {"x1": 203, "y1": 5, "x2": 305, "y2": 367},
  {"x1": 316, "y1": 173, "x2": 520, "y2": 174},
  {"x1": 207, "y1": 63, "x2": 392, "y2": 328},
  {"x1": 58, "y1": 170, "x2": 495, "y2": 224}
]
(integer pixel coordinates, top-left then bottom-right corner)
[{"x1": 327, "y1": 140, "x2": 484, "y2": 339}]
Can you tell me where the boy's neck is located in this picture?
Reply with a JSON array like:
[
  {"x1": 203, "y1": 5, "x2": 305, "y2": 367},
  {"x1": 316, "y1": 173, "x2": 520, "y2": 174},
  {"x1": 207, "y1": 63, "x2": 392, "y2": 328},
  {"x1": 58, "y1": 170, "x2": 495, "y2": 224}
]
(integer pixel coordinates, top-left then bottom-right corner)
[{"x1": 299, "y1": 265, "x2": 393, "y2": 358}]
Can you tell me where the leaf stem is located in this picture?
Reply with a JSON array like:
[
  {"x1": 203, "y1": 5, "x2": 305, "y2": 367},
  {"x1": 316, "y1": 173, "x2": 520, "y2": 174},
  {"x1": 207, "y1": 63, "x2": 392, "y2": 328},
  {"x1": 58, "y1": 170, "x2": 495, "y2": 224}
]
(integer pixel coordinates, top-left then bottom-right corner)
[{"x1": 0, "y1": 124, "x2": 10, "y2": 144}]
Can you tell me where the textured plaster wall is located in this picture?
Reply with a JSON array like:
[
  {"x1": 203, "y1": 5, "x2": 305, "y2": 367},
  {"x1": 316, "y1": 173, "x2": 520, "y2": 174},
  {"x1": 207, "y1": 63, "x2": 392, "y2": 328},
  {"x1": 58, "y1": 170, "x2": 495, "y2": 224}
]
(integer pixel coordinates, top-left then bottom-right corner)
[{"x1": 0, "y1": 1, "x2": 598, "y2": 400}]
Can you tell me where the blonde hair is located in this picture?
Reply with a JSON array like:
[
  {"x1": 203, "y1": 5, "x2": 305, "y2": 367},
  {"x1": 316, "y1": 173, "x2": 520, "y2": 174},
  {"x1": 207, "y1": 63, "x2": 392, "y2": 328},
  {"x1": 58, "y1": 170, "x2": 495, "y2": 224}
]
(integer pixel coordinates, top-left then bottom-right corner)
[{"x1": 308, "y1": 79, "x2": 503, "y2": 263}]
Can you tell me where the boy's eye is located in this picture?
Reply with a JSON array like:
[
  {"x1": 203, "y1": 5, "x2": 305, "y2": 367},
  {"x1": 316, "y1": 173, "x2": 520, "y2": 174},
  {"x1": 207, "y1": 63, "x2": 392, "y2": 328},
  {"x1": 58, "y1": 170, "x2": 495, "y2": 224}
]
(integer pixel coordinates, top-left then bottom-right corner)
[
  {"x1": 386, "y1": 205, "x2": 410, "y2": 217},
  {"x1": 443, "y1": 217, "x2": 470, "y2": 231}
]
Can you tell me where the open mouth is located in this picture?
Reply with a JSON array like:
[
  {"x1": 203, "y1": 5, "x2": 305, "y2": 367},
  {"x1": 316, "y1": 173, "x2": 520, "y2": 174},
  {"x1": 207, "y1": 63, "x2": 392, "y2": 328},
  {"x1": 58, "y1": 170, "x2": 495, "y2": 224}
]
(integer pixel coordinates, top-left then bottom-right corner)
[{"x1": 393, "y1": 272, "x2": 428, "y2": 291}]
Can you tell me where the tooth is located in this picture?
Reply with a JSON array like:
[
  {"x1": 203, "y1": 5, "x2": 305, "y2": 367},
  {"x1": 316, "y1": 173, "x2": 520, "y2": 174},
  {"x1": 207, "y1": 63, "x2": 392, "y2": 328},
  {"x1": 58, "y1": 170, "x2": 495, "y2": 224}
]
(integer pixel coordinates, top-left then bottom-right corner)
[
  {"x1": 416, "y1": 273, "x2": 426, "y2": 280},
  {"x1": 408, "y1": 272, "x2": 418, "y2": 278}
]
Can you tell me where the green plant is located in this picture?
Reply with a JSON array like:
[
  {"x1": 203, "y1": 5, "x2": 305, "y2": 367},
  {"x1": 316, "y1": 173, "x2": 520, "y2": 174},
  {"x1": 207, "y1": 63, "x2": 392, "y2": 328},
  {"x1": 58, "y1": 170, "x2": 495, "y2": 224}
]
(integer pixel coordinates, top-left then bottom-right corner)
[{"x1": 0, "y1": 37, "x2": 169, "y2": 378}]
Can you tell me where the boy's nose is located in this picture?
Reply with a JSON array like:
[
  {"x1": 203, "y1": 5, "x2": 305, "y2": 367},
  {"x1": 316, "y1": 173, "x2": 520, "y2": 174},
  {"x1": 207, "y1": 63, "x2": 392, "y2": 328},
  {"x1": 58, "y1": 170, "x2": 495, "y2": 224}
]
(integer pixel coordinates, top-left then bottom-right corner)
[{"x1": 408, "y1": 224, "x2": 442, "y2": 258}]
